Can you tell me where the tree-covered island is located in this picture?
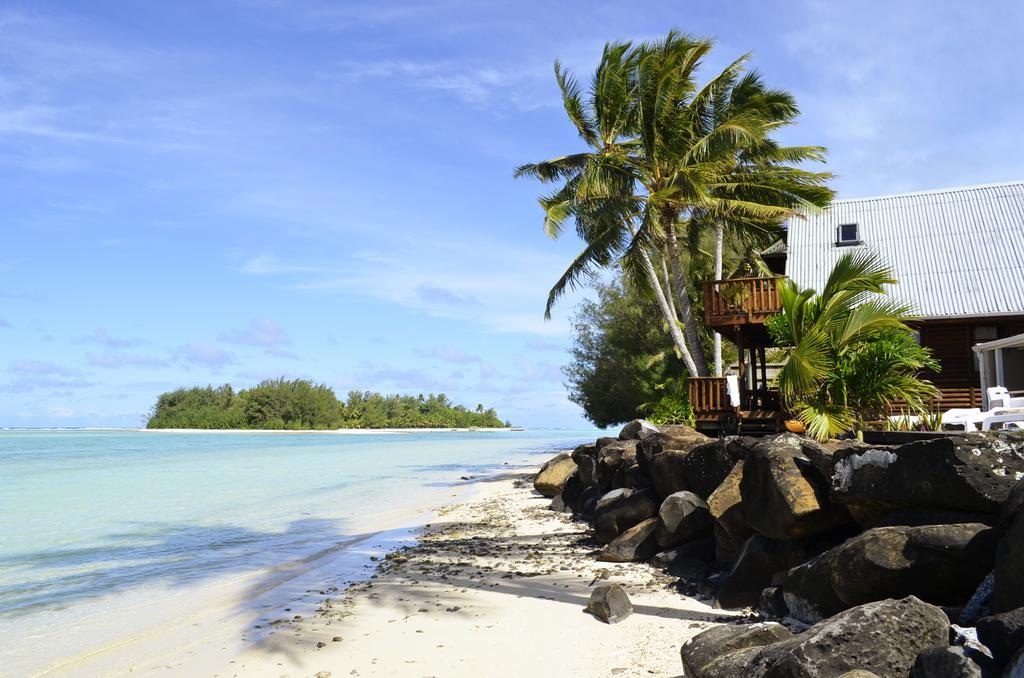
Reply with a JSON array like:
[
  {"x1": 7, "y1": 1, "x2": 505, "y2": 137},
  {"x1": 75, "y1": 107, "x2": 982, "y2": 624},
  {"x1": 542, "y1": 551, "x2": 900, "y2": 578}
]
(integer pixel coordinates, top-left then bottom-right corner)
[{"x1": 146, "y1": 378, "x2": 510, "y2": 430}]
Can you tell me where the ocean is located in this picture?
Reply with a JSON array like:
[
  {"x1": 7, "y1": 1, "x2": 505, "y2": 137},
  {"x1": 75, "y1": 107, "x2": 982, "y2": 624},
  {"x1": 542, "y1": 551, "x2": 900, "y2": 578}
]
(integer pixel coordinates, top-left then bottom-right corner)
[{"x1": 0, "y1": 428, "x2": 595, "y2": 675}]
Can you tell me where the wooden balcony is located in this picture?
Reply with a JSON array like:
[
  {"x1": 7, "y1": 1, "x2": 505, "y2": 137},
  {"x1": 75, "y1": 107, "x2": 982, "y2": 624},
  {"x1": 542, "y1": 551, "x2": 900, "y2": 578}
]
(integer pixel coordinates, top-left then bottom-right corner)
[
  {"x1": 688, "y1": 377, "x2": 782, "y2": 435},
  {"x1": 704, "y1": 276, "x2": 783, "y2": 330}
]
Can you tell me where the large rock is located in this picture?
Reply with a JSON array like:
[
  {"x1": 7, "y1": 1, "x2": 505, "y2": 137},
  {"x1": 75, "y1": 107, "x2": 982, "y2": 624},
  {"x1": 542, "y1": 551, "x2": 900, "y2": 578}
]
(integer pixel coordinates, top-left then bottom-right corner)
[
  {"x1": 680, "y1": 622, "x2": 792, "y2": 678},
  {"x1": 636, "y1": 425, "x2": 709, "y2": 477},
  {"x1": 599, "y1": 517, "x2": 659, "y2": 562},
  {"x1": 831, "y1": 523, "x2": 996, "y2": 608},
  {"x1": 593, "y1": 488, "x2": 659, "y2": 544},
  {"x1": 596, "y1": 439, "x2": 639, "y2": 493},
  {"x1": 741, "y1": 433, "x2": 852, "y2": 540},
  {"x1": 977, "y1": 606, "x2": 1024, "y2": 665},
  {"x1": 831, "y1": 432, "x2": 1024, "y2": 515},
  {"x1": 655, "y1": 491, "x2": 712, "y2": 549},
  {"x1": 619, "y1": 419, "x2": 660, "y2": 441},
  {"x1": 533, "y1": 453, "x2": 577, "y2": 497},
  {"x1": 716, "y1": 535, "x2": 820, "y2": 610},
  {"x1": 559, "y1": 471, "x2": 586, "y2": 513},
  {"x1": 747, "y1": 596, "x2": 950, "y2": 677},
  {"x1": 571, "y1": 443, "x2": 599, "y2": 488},
  {"x1": 679, "y1": 440, "x2": 742, "y2": 500},
  {"x1": 781, "y1": 523, "x2": 996, "y2": 623},
  {"x1": 995, "y1": 504, "x2": 1024, "y2": 613},
  {"x1": 707, "y1": 460, "x2": 751, "y2": 563},
  {"x1": 781, "y1": 550, "x2": 847, "y2": 623},
  {"x1": 586, "y1": 582, "x2": 632, "y2": 624},
  {"x1": 650, "y1": 449, "x2": 691, "y2": 499},
  {"x1": 910, "y1": 646, "x2": 981, "y2": 678}
]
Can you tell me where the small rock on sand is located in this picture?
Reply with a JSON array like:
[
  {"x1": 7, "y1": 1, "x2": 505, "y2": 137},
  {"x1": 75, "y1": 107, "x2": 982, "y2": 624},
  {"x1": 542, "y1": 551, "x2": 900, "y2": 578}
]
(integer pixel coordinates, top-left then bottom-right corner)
[{"x1": 585, "y1": 582, "x2": 632, "y2": 624}]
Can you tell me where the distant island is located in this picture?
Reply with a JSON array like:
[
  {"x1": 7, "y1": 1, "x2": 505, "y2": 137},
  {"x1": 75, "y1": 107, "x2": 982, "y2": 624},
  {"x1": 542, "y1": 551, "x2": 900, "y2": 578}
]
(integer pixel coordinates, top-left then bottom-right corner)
[{"x1": 146, "y1": 378, "x2": 510, "y2": 430}]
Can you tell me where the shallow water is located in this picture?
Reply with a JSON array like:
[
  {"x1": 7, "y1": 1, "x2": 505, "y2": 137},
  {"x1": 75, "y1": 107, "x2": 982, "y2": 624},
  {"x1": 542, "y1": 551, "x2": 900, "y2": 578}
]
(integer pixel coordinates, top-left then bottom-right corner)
[{"x1": 0, "y1": 428, "x2": 593, "y2": 670}]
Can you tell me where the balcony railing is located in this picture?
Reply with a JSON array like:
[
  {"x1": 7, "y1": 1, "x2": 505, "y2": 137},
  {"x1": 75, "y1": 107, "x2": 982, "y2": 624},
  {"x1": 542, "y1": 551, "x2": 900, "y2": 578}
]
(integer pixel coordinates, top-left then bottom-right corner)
[
  {"x1": 688, "y1": 377, "x2": 732, "y2": 420},
  {"x1": 704, "y1": 276, "x2": 783, "y2": 328}
]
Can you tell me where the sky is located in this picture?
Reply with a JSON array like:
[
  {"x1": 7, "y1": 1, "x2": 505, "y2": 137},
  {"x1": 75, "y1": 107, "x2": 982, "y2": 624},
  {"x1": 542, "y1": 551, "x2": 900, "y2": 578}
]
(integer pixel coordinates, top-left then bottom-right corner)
[{"x1": 1, "y1": 0, "x2": 1023, "y2": 428}]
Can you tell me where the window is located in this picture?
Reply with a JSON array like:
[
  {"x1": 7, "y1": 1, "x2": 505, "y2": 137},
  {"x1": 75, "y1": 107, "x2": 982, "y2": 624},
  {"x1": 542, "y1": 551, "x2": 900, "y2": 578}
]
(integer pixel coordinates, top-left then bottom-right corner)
[{"x1": 836, "y1": 223, "x2": 861, "y2": 246}]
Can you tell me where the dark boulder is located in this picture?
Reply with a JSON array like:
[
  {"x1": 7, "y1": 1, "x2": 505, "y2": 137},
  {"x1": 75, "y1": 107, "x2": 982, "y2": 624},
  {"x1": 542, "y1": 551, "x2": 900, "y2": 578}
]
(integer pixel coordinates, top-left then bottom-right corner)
[
  {"x1": 618, "y1": 419, "x2": 660, "y2": 441},
  {"x1": 781, "y1": 523, "x2": 996, "y2": 623},
  {"x1": 781, "y1": 550, "x2": 847, "y2": 624},
  {"x1": 596, "y1": 440, "x2": 639, "y2": 493},
  {"x1": 959, "y1": 571, "x2": 996, "y2": 626},
  {"x1": 758, "y1": 586, "x2": 788, "y2": 618},
  {"x1": 831, "y1": 432, "x2": 1024, "y2": 515},
  {"x1": 636, "y1": 425, "x2": 709, "y2": 477},
  {"x1": 995, "y1": 504, "x2": 1024, "y2": 613},
  {"x1": 679, "y1": 440, "x2": 742, "y2": 500},
  {"x1": 585, "y1": 582, "x2": 632, "y2": 624},
  {"x1": 559, "y1": 471, "x2": 586, "y2": 513},
  {"x1": 650, "y1": 449, "x2": 691, "y2": 499},
  {"x1": 977, "y1": 606, "x2": 1024, "y2": 665},
  {"x1": 598, "y1": 518, "x2": 659, "y2": 562},
  {"x1": 716, "y1": 535, "x2": 818, "y2": 610},
  {"x1": 829, "y1": 523, "x2": 996, "y2": 609},
  {"x1": 748, "y1": 596, "x2": 950, "y2": 677},
  {"x1": 592, "y1": 488, "x2": 658, "y2": 544},
  {"x1": 909, "y1": 646, "x2": 982, "y2": 678},
  {"x1": 571, "y1": 443, "x2": 599, "y2": 488},
  {"x1": 595, "y1": 436, "x2": 618, "y2": 450},
  {"x1": 1006, "y1": 646, "x2": 1024, "y2": 678},
  {"x1": 615, "y1": 461, "x2": 652, "y2": 492},
  {"x1": 741, "y1": 433, "x2": 852, "y2": 540},
  {"x1": 680, "y1": 622, "x2": 792, "y2": 678},
  {"x1": 707, "y1": 461, "x2": 751, "y2": 564},
  {"x1": 533, "y1": 453, "x2": 577, "y2": 497},
  {"x1": 655, "y1": 491, "x2": 712, "y2": 549},
  {"x1": 874, "y1": 508, "x2": 998, "y2": 529}
]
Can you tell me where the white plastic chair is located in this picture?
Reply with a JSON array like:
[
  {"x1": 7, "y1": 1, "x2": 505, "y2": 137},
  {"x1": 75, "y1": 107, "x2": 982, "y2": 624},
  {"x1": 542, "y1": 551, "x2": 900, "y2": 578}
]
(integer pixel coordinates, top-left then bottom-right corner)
[{"x1": 988, "y1": 386, "x2": 1024, "y2": 409}]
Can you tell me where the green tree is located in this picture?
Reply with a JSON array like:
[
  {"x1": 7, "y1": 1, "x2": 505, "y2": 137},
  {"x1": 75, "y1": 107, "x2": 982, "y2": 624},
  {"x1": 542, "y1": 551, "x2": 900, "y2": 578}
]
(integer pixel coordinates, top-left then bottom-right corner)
[
  {"x1": 517, "y1": 31, "x2": 832, "y2": 377},
  {"x1": 564, "y1": 274, "x2": 686, "y2": 427},
  {"x1": 769, "y1": 252, "x2": 939, "y2": 441}
]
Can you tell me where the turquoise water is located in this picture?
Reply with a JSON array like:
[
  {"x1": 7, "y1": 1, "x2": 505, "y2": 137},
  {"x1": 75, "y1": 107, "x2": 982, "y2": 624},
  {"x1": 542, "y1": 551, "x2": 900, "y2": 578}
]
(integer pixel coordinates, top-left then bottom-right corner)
[{"x1": 0, "y1": 429, "x2": 594, "y2": 622}]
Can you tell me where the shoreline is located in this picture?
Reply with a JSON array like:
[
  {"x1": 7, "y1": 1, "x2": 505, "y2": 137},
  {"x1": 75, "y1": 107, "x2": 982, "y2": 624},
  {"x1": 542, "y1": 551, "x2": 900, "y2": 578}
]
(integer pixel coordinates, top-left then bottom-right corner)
[{"x1": 0, "y1": 427, "x2": 526, "y2": 434}]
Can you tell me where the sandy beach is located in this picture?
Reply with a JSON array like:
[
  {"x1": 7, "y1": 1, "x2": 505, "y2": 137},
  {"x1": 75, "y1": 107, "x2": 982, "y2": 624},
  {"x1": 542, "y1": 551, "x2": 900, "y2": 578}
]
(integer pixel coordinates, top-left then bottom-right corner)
[{"x1": 216, "y1": 467, "x2": 738, "y2": 677}]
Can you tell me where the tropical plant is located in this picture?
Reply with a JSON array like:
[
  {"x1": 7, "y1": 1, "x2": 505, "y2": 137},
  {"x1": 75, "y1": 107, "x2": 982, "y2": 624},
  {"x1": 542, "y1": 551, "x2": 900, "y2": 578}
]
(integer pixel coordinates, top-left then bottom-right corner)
[
  {"x1": 516, "y1": 31, "x2": 833, "y2": 378},
  {"x1": 769, "y1": 251, "x2": 939, "y2": 441}
]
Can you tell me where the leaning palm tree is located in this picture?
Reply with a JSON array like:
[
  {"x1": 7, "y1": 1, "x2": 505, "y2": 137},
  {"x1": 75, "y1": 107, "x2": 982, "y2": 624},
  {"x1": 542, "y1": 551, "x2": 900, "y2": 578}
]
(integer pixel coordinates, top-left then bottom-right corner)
[
  {"x1": 688, "y1": 71, "x2": 835, "y2": 375},
  {"x1": 771, "y1": 251, "x2": 939, "y2": 441},
  {"x1": 517, "y1": 32, "x2": 833, "y2": 378}
]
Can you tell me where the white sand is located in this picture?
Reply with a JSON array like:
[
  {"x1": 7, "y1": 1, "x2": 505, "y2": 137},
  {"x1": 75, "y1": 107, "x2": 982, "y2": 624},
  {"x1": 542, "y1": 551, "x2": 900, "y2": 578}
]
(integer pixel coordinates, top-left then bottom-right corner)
[{"x1": 36, "y1": 467, "x2": 736, "y2": 677}]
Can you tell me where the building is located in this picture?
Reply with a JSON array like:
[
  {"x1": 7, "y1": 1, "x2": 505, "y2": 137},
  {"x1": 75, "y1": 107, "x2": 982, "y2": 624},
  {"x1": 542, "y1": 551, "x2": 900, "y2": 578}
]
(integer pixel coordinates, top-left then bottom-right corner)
[{"x1": 691, "y1": 180, "x2": 1024, "y2": 433}]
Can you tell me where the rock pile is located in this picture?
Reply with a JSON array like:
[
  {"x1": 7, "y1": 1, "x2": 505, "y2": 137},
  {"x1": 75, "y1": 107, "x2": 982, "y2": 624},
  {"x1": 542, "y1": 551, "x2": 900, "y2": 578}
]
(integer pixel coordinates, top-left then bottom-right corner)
[{"x1": 538, "y1": 421, "x2": 1024, "y2": 677}]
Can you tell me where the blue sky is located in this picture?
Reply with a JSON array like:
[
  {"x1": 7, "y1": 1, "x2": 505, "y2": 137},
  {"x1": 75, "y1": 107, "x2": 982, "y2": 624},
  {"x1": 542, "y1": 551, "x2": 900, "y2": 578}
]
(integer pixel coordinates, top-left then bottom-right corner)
[{"x1": 2, "y1": 0, "x2": 1022, "y2": 428}]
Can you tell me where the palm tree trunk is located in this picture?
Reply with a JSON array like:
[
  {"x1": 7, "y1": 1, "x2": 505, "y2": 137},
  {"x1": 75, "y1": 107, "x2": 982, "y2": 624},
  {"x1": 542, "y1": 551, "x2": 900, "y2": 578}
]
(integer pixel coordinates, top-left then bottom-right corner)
[
  {"x1": 637, "y1": 247, "x2": 700, "y2": 377},
  {"x1": 713, "y1": 220, "x2": 724, "y2": 377},
  {"x1": 664, "y1": 219, "x2": 710, "y2": 376}
]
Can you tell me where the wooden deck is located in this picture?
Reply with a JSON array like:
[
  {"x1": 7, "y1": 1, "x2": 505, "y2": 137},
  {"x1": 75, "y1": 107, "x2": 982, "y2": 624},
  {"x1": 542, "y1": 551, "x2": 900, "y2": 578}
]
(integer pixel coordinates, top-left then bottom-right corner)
[
  {"x1": 688, "y1": 377, "x2": 782, "y2": 435},
  {"x1": 704, "y1": 276, "x2": 783, "y2": 330}
]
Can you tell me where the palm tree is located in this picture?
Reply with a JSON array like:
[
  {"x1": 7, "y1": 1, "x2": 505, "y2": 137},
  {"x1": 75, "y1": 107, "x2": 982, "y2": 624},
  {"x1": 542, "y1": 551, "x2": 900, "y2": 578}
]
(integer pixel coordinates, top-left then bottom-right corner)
[
  {"x1": 517, "y1": 32, "x2": 832, "y2": 377},
  {"x1": 772, "y1": 251, "x2": 939, "y2": 441}
]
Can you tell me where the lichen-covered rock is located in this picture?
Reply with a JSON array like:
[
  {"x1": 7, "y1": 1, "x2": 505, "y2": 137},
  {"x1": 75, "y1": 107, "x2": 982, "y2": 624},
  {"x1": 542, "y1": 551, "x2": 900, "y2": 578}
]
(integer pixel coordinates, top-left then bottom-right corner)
[
  {"x1": 533, "y1": 453, "x2": 577, "y2": 497},
  {"x1": 977, "y1": 606, "x2": 1024, "y2": 665},
  {"x1": 585, "y1": 582, "x2": 632, "y2": 624},
  {"x1": 747, "y1": 596, "x2": 950, "y2": 677},
  {"x1": 707, "y1": 460, "x2": 751, "y2": 564},
  {"x1": 618, "y1": 419, "x2": 660, "y2": 441},
  {"x1": 592, "y1": 488, "x2": 658, "y2": 544},
  {"x1": 779, "y1": 523, "x2": 995, "y2": 624},
  {"x1": 680, "y1": 622, "x2": 792, "y2": 677},
  {"x1": 655, "y1": 491, "x2": 712, "y2": 548},
  {"x1": 829, "y1": 523, "x2": 996, "y2": 608},
  {"x1": 831, "y1": 432, "x2": 1024, "y2": 515},
  {"x1": 636, "y1": 425, "x2": 709, "y2": 477},
  {"x1": 909, "y1": 645, "x2": 981, "y2": 678},
  {"x1": 740, "y1": 433, "x2": 852, "y2": 540},
  {"x1": 598, "y1": 517, "x2": 659, "y2": 562}
]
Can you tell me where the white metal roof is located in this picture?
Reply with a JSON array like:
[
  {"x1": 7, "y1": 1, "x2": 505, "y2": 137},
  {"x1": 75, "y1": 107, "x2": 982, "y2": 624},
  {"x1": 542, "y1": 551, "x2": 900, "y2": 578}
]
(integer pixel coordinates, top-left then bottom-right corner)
[{"x1": 785, "y1": 180, "x2": 1024, "y2": 319}]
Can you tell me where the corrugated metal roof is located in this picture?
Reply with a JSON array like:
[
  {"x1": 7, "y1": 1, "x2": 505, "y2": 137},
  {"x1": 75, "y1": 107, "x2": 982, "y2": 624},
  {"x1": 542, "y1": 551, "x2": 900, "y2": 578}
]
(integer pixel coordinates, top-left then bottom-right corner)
[{"x1": 785, "y1": 180, "x2": 1024, "y2": 319}]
